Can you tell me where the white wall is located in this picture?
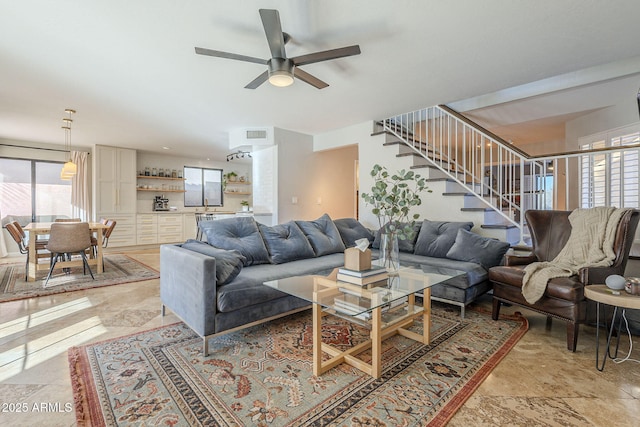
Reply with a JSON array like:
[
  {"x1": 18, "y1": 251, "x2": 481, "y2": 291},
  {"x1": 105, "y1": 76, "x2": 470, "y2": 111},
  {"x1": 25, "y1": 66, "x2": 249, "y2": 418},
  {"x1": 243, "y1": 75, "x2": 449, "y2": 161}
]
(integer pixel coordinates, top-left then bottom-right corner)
[{"x1": 275, "y1": 128, "x2": 315, "y2": 222}]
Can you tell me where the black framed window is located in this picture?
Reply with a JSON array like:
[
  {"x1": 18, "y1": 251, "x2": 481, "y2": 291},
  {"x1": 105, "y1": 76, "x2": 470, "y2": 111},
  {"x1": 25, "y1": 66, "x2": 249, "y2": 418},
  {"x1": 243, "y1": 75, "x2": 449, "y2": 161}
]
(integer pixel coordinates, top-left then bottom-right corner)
[{"x1": 184, "y1": 167, "x2": 223, "y2": 207}]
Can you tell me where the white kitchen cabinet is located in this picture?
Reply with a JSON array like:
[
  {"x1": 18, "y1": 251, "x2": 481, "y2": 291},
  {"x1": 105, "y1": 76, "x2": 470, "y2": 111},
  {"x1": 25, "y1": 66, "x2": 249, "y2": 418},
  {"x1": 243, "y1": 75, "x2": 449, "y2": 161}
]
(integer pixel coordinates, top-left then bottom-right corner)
[
  {"x1": 102, "y1": 214, "x2": 137, "y2": 247},
  {"x1": 183, "y1": 213, "x2": 197, "y2": 240},
  {"x1": 158, "y1": 214, "x2": 183, "y2": 243},
  {"x1": 137, "y1": 214, "x2": 158, "y2": 245},
  {"x1": 94, "y1": 145, "x2": 137, "y2": 247},
  {"x1": 95, "y1": 145, "x2": 137, "y2": 214},
  {"x1": 135, "y1": 213, "x2": 184, "y2": 245}
]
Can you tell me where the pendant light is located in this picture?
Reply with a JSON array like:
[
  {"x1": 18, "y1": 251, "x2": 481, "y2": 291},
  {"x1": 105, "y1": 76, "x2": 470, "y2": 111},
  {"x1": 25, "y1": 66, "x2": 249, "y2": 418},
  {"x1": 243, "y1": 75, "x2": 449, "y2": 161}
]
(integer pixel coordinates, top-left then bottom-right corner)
[{"x1": 60, "y1": 109, "x2": 77, "y2": 180}]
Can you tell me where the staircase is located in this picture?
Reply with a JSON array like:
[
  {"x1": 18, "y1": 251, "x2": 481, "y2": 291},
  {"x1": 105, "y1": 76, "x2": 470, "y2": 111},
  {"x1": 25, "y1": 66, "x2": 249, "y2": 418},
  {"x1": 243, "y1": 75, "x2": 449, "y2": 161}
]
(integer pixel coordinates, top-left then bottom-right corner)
[
  {"x1": 373, "y1": 104, "x2": 640, "y2": 246},
  {"x1": 374, "y1": 128, "x2": 522, "y2": 244}
]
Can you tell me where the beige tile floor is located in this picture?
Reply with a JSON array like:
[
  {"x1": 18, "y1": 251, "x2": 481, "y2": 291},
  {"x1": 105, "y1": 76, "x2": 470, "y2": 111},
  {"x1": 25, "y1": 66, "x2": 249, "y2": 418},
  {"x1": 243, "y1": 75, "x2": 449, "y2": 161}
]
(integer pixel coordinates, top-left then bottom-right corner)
[{"x1": 0, "y1": 248, "x2": 638, "y2": 426}]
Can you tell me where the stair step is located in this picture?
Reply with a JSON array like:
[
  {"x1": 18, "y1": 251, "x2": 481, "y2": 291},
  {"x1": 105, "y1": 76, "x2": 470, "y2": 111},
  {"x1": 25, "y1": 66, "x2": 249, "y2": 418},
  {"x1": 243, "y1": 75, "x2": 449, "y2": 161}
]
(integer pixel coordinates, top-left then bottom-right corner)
[
  {"x1": 481, "y1": 224, "x2": 518, "y2": 230},
  {"x1": 426, "y1": 177, "x2": 454, "y2": 182},
  {"x1": 371, "y1": 130, "x2": 394, "y2": 137},
  {"x1": 511, "y1": 244, "x2": 533, "y2": 251},
  {"x1": 461, "y1": 207, "x2": 493, "y2": 212},
  {"x1": 442, "y1": 192, "x2": 473, "y2": 196}
]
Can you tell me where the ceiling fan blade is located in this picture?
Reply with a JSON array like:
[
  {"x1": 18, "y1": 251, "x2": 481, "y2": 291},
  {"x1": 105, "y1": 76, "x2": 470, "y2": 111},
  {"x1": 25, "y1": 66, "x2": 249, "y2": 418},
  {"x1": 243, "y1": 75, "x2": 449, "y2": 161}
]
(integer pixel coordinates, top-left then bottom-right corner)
[
  {"x1": 245, "y1": 71, "x2": 269, "y2": 89},
  {"x1": 294, "y1": 67, "x2": 329, "y2": 89},
  {"x1": 259, "y1": 9, "x2": 287, "y2": 58},
  {"x1": 291, "y1": 45, "x2": 361, "y2": 66},
  {"x1": 195, "y1": 47, "x2": 267, "y2": 65}
]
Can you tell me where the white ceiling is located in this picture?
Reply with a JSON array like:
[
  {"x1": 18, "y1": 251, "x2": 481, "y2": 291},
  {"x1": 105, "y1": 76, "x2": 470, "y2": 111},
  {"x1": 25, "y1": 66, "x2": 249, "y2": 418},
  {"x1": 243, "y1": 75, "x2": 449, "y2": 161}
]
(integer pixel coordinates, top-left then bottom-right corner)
[{"x1": 2, "y1": 1, "x2": 640, "y2": 160}]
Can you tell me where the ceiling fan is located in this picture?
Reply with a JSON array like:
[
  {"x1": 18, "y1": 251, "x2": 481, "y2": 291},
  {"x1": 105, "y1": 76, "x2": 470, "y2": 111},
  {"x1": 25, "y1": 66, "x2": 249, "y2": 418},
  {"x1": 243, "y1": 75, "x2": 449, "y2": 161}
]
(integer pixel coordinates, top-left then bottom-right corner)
[{"x1": 195, "y1": 9, "x2": 361, "y2": 89}]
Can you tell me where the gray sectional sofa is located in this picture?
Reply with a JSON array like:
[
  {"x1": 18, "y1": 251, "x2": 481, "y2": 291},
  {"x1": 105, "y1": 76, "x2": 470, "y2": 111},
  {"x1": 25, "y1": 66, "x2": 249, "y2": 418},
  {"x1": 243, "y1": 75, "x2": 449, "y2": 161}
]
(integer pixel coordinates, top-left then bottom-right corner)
[{"x1": 160, "y1": 214, "x2": 510, "y2": 355}]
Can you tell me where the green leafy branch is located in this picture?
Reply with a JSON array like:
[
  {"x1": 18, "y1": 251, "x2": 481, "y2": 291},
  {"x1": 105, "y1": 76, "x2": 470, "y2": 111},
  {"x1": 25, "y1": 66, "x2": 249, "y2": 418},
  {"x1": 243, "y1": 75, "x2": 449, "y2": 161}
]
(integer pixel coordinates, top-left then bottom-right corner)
[{"x1": 361, "y1": 164, "x2": 431, "y2": 241}]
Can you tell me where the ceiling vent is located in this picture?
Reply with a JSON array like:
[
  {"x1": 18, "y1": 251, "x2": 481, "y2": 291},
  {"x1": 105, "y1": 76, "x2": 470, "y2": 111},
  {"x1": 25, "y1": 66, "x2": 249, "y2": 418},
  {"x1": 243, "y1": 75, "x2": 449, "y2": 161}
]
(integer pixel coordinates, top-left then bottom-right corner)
[
  {"x1": 229, "y1": 127, "x2": 274, "y2": 149},
  {"x1": 246, "y1": 130, "x2": 268, "y2": 139}
]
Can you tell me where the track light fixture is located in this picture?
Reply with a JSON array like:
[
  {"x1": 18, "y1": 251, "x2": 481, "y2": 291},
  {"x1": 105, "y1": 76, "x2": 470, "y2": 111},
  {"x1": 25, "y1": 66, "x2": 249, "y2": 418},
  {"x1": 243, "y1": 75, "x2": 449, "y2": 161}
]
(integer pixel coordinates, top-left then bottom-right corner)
[{"x1": 226, "y1": 150, "x2": 252, "y2": 162}]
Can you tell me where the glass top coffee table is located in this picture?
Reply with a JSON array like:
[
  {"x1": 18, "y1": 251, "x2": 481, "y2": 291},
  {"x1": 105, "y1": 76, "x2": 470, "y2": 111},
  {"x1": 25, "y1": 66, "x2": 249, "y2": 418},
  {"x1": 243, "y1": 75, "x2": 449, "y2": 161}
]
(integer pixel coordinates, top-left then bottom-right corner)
[{"x1": 264, "y1": 265, "x2": 464, "y2": 379}]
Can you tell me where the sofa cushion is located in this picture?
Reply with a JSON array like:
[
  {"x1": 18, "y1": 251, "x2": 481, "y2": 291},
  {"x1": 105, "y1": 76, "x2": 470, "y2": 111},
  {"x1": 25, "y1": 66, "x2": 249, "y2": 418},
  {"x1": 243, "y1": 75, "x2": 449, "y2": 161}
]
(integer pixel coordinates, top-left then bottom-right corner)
[
  {"x1": 258, "y1": 221, "x2": 316, "y2": 264},
  {"x1": 181, "y1": 239, "x2": 245, "y2": 285},
  {"x1": 446, "y1": 229, "x2": 510, "y2": 269},
  {"x1": 396, "y1": 251, "x2": 488, "y2": 287},
  {"x1": 295, "y1": 213, "x2": 346, "y2": 256},
  {"x1": 216, "y1": 253, "x2": 345, "y2": 313},
  {"x1": 413, "y1": 220, "x2": 474, "y2": 258},
  {"x1": 371, "y1": 222, "x2": 421, "y2": 253},
  {"x1": 333, "y1": 217, "x2": 374, "y2": 247},
  {"x1": 201, "y1": 216, "x2": 270, "y2": 266}
]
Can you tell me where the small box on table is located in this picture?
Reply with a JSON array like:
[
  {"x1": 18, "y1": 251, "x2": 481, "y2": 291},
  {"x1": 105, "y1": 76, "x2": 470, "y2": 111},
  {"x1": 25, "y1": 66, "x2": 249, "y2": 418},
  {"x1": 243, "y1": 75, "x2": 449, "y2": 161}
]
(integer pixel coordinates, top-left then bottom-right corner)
[{"x1": 344, "y1": 247, "x2": 372, "y2": 271}]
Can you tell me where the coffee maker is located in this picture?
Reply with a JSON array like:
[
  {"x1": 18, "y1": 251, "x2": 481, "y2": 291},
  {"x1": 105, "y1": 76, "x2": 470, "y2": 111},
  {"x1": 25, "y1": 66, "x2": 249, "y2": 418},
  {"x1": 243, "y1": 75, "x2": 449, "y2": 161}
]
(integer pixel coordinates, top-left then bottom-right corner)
[{"x1": 153, "y1": 195, "x2": 169, "y2": 211}]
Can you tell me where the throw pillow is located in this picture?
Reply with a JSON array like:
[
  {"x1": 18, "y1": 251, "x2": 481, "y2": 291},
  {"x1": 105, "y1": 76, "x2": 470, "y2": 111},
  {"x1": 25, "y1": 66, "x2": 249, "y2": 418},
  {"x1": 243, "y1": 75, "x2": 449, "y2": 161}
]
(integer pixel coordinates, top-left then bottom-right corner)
[
  {"x1": 413, "y1": 220, "x2": 474, "y2": 258},
  {"x1": 181, "y1": 239, "x2": 246, "y2": 285},
  {"x1": 371, "y1": 222, "x2": 422, "y2": 253},
  {"x1": 446, "y1": 229, "x2": 511, "y2": 269},
  {"x1": 201, "y1": 216, "x2": 270, "y2": 266},
  {"x1": 333, "y1": 217, "x2": 374, "y2": 247},
  {"x1": 258, "y1": 221, "x2": 316, "y2": 264},
  {"x1": 295, "y1": 213, "x2": 346, "y2": 256}
]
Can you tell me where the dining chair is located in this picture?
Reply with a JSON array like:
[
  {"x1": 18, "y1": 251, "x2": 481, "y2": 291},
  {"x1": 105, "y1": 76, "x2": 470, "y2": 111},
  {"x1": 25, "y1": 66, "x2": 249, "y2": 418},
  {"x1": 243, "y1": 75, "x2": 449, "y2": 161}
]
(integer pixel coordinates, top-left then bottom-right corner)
[
  {"x1": 5, "y1": 222, "x2": 49, "y2": 280},
  {"x1": 55, "y1": 218, "x2": 81, "y2": 222},
  {"x1": 90, "y1": 219, "x2": 116, "y2": 258},
  {"x1": 44, "y1": 222, "x2": 94, "y2": 287}
]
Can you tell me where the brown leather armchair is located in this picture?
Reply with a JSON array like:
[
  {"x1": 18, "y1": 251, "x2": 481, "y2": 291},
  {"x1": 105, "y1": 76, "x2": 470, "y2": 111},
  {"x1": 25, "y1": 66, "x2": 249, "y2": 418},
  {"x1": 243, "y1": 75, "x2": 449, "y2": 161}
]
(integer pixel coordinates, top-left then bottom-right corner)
[{"x1": 489, "y1": 209, "x2": 639, "y2": 352}]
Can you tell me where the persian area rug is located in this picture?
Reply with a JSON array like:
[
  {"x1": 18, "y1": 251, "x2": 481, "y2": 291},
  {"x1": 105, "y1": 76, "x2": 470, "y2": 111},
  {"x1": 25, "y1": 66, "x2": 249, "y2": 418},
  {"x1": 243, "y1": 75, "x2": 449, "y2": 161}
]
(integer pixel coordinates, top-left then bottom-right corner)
[
  {"x1": 69, "y1": 304, "x2": 527, "y2": 427},
  {"x1": 0, "y1": 254, "x2": 159, "y2": 303}
]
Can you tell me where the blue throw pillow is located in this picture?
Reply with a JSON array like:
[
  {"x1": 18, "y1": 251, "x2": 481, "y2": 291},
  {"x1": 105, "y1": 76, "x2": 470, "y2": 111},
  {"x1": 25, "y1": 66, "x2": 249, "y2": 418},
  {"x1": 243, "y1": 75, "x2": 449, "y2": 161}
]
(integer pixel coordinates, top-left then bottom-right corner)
[
  {"x1": 181, "y1": 239, "x2": 246, "y2": 285},
  {"x1": 413, "y1": 220, "x2": 474, "y2": 258},
  {"x1": 333, "y1": 217, "x2": 374, "y2": 248},
  {"x1": 200, "y1": 216, "x2": 270, "y2": 266},
  {"x1": 445, "y1": 229, "x2": 510, "y2": 269},
  {"x1": 295, "y1": 213, "x2": 346, "y2": 256},
  {"x1": 258, "y1": 221, "x2": 316, "y2": 264}
]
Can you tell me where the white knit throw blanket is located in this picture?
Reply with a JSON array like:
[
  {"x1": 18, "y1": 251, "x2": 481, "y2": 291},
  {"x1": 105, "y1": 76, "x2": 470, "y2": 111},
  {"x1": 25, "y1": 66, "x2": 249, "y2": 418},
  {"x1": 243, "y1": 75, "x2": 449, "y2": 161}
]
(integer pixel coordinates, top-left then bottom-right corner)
[{"x1": 521, "y1": 207, "x2": 630, "y2": 304}]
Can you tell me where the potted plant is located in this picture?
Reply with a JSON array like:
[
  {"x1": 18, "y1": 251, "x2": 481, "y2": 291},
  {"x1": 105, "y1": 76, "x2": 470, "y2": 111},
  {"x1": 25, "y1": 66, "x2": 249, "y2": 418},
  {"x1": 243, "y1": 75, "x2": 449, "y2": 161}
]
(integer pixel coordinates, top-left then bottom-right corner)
[
  {"x1": 222, "y1": 171, "x2": 238, "y2": 190},
  {"x1": 240, "y1": 200, "x2": 250, "y2": 212},
  {"x1": 361, "y1": 164, "x2": 430, "y2": 271}
]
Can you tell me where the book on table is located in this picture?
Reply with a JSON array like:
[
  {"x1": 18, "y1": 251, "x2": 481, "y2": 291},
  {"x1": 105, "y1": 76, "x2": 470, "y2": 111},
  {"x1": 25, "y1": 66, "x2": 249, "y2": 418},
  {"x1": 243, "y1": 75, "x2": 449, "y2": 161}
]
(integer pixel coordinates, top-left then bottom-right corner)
[
  {"x1": 338, "y1": 265, "x2": 386, "y2": 277},
  {"x1": 336, "y1": 271, "x2": 389, "y2": 286}
]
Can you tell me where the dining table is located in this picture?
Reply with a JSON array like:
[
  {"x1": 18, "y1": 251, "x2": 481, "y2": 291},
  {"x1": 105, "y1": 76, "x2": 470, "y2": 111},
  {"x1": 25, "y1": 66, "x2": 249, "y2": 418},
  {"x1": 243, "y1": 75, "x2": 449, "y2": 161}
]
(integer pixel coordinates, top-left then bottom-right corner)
[{"x1": 23, "y1": 222, "x2": 109, "y2": 282}]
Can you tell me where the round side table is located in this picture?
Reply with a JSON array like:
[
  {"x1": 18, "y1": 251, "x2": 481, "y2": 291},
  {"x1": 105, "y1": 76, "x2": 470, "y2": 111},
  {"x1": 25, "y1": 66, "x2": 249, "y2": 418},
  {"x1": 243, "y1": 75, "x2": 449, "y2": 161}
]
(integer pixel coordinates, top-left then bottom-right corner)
[{"x1": 584, "y1": 285, "x2": 640, "y2": 371}]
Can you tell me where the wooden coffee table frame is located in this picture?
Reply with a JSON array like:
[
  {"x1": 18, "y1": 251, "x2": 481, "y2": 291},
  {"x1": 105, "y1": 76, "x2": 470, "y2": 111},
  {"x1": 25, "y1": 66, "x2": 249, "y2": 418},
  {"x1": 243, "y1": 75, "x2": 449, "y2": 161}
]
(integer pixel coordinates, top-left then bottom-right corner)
[{"x1": 312, "y1": 275, "x2": 431, "y2": 379}]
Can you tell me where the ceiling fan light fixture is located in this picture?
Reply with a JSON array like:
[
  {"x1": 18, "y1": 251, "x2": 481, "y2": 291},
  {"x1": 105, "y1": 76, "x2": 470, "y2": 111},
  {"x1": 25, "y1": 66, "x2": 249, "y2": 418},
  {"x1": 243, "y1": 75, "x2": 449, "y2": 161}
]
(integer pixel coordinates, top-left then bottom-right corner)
[
  {"x1": 267, "y1": 57, "x2": 294, "y2": 87},
  {"x1": 268, "y1": 71, "x2": 294, "y2": 87}
]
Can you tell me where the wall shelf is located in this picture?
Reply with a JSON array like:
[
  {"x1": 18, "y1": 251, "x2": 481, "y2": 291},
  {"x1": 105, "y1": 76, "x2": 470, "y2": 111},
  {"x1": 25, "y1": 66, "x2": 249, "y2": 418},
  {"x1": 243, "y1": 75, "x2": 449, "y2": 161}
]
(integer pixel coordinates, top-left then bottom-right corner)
[
  {"x1": 226, "y1": 180, "x2": 251, "y2": 185},
  {"x1": 137, "y1": 188, "x2": 185, "y2": 193},
  {"x1": 224, "y1": 191, "x2": 251, "y2": 195},
  {"x1": 137, "y1": 175, "x2": 185, "y2": 181}
]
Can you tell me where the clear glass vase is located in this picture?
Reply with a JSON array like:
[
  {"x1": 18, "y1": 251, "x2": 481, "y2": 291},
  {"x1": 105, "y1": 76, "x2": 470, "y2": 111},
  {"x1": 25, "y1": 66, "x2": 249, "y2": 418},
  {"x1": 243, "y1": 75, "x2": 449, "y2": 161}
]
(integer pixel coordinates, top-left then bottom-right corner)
[{"x1": 380, "y1": 232, "x2": 400, "y2": 272}]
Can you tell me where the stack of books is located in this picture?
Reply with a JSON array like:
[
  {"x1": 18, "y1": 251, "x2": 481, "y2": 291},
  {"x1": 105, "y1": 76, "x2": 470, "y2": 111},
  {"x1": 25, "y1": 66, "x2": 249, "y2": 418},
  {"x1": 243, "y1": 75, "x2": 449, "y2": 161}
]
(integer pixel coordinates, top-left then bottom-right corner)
[
  {"x1": 333, "y1": 293, "x2": 372, "y2": 319},
  {"x1": 336, "y1": 265, "x2": 388, "y2": 287}
]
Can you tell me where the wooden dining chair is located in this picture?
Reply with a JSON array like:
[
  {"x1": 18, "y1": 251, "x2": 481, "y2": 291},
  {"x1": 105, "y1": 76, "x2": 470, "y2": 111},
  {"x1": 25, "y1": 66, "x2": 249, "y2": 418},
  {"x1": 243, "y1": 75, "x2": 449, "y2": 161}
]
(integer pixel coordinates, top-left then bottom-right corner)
[
  {"x1": 90, "y1": 219, "x2": 116, "y2": 259},
  {"x1": 5, "y1": 222, "x2": 49, "y2": 280},
  {"x1": 44, "y1": 222, "x2": 94, "y2": 287}
]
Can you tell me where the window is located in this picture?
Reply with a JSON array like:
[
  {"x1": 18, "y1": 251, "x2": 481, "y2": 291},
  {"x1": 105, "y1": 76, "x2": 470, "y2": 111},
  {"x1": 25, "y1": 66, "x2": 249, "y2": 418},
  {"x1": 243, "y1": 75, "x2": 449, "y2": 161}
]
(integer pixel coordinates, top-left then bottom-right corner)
[
  {"x1": 579, "y1": 124, "x2": 640, "y2": 208},
  {"x1": 184, "y1": 167, "x2": 223, "y2": 207},
  {"x1": 0, "y1": 157, "x2": 71, "y2": 225}
]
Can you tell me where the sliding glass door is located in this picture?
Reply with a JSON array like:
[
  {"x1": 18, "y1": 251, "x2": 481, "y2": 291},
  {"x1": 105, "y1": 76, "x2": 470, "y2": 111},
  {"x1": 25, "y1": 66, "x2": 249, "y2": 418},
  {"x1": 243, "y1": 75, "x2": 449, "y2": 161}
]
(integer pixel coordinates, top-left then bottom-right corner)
[{"x1": 0, "y1": 157, "x2": 71, "y2": 226}]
